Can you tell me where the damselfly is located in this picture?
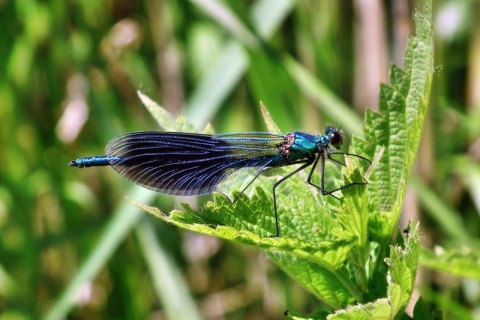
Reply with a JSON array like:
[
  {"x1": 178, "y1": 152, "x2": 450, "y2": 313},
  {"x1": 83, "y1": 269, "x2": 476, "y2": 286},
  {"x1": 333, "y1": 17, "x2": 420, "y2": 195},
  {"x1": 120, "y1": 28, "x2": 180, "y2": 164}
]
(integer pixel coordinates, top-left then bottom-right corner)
[{"x1": 69, "y1": 127, "x2": 371, "y2": 236}]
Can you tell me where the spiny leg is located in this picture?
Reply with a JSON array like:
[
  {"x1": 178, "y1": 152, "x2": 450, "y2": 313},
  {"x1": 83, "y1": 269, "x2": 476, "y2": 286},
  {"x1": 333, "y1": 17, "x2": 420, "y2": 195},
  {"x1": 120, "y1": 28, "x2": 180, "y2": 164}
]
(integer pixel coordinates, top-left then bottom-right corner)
[
  {"x1": 270, "y1": 160, "x2": 313, "y2": 237},
  {"x1": 325, "y1": 152, "x2": 371, "y2": 194},
  {"x1": 325, "y1": 153, "x2": 345, "y2": 167},
  {"x1": 329, "y1": 151, "x2": 372, "y2": 165},
  {"x1": 306, "y1": 152, "x2": 369, "y2": 197},
  {"x1": 306, "y1": 152, "x2": 334, "y2": 195},
  {"x1": 320, "y1": 178, "x2": 369, "y2": 196},
  {"x1": 221, "y1": 159, "x2": 318, "y2": 204},
  {"x1": 318, "y1": 153, "x2": 340, "y2": 199}
]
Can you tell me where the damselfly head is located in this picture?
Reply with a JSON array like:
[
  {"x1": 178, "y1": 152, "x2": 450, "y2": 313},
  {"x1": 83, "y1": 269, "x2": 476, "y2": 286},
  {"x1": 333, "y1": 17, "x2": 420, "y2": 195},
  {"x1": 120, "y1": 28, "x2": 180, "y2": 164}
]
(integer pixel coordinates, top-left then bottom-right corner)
[{"x1": 324, "y1": 126, "x2": 343, "y2": 149}]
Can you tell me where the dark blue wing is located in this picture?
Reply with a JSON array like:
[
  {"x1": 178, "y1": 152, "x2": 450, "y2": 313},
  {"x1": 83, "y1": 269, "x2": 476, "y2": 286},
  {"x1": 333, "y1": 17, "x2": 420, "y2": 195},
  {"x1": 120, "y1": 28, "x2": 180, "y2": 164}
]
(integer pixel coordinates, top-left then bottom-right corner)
[{"x1": 105, "y1": 132, "x2": 285, "y2": 196}]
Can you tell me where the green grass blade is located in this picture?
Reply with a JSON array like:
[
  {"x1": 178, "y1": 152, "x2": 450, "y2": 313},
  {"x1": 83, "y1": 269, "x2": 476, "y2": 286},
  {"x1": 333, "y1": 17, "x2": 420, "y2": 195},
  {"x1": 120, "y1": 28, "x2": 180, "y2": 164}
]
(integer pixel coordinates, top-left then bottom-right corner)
[
  {"x1": 135, "y1": 220, "x2": 202, "y2": 320},
  {"x1": 282, "y1": 55, "x2": 364, "y2": 136},
  {"x1": 44, "y1": 188, "x2": 153, "y2": 320},
  {"x1": 184, "y1": 0, "x2": 295, "y2": 128},
  {"x1": 411, "y1": 175, "x2": 479, "y2": 249}
]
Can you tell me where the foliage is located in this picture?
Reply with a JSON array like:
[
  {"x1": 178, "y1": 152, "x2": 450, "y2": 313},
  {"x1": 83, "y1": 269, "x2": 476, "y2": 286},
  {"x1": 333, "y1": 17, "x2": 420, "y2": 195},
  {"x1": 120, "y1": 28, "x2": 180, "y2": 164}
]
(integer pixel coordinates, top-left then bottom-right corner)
[
  {"x1": 129, "y1": 3, "x2": 433, "y2": 318},
  {"x1": 1, "y1": 0, "x2": 480, "y2": 319}
]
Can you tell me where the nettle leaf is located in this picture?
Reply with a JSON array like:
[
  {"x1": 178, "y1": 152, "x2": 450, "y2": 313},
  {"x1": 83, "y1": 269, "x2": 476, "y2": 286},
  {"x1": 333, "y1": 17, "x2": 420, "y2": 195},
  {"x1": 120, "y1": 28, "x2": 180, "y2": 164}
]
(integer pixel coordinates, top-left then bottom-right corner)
[
  {"x1": 384, "y1": 222, "x2": 421, "y2": 316},
  {"x1": 327, "y1": 222, "x2": 420, "y2": 320},
  {"x1": 285, "y1": 309, "x2": 328, "y2": 320},
  {"x1": 131, "y1": 174, "x2": 356, "y2": 266},
  {"x1": 351, "y1": 2, "x2": 434, "y2": 242},
  {"x1": 269, "y1": 251, "x2": 358, "y2": 308}
]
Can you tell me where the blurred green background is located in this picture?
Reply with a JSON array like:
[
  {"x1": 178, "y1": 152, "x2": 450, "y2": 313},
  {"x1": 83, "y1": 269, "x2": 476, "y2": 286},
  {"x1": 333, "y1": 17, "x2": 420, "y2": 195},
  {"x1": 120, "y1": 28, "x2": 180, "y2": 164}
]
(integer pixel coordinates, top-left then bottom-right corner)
[{"x1": 1, "y1": 0, "x2": 479, "y2": 319}]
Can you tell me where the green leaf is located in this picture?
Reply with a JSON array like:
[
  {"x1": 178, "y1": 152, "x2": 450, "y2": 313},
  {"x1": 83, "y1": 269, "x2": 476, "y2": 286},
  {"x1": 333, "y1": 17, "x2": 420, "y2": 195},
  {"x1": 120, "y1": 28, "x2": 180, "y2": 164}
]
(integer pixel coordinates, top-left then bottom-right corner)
[
  {"x1": 130, "y1": 185, "x2": 356, "y2": 269},
  {"x1": 138, "y1": 91, "x2": 198, "y2": 133},
  {"x1": 420, "y1": 247, "x2": 480, "y2": 279},
  {"x1": 269, "y1": 251, "x2": 358, "y2": 308},
  {"x1": 351, "y1": 0, "x2": 434, "y2": 241},
  {"x1": 129, "y1": 171, "x2": 364, "y2": 308},
  {"x1": 384, "y1": 223, "x2": 420, "y2": 317},
  {"x1": 327, "y1": 299, "x2": 395, "y2": 320},
  {"x1": 260, "y1": 101, "x2": 282, "y2": 134},
  {"x1": 327, "y1": 221, "x2": 420, "y2": 320}
]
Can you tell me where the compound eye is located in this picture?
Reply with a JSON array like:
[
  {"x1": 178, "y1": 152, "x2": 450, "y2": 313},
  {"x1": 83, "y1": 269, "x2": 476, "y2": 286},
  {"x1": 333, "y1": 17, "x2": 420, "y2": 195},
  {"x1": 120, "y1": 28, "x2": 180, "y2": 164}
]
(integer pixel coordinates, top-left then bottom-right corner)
[{"x1": 329, "y1": 131, "x2": 342, "y2": 147}]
